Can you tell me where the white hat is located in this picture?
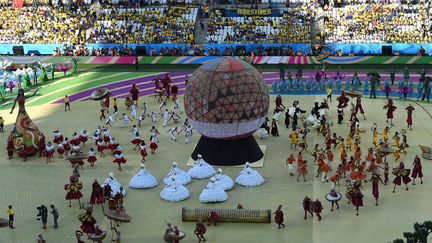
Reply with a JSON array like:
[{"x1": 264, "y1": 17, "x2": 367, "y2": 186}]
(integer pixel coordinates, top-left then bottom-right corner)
[
  {"x1": 197, "y1": 154, "x2": 202, "y2": 158},
  {"x1": 217, "y1": 168, "x2": 223, "y2": 173},
  {"x1": 140, "y1": 163, "x2": 145, "y2": 169},
  {"x1": 245, "y1": 162, "x2": 250, "y2": 166},
  {"x1": 108, "y1": 172, "x2": 115, "y2": 178},
  {"x1": 173, "y1": 162, "x2": 178, "y2": 166}
]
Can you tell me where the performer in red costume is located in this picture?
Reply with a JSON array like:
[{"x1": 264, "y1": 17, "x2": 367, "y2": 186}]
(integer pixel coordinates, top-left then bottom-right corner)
[
  {"x1": 392, "y1": 161, "x2": 411, "y2": 193},
  {"x1": 208, "y1": 211, "x2": 219, "y2": 226},
  {"x1": 90, "y1": 180, "x2": 104, "y2": 211},
  {"x1": 336, "y1": 91, "x2": 349, "y2": 109},
  {"x1": 38, "y1": 133, "x2": 46, "y2": 157},
  {"x1": 274, "y1": 95, "x2": 286, "y2": 113},
  {"x1": 273, "y1": 205, "x2": 285, "y2": 229},
  {"x1": 113, "y1": 151, "x2": 127, "y2": 171},
  {"x1": 139, "y1": 142, "x2": 148, "y2": 162},
  {"x1": 302, "y1": 196, "x2": 313, "y2": 219},
  {"x1": 354, "y1": 97, "x2": 366, "y2": 120},
  {"x1": 194, "y1": 220, "x2": 206, "y2": 243},
  {"x1": 78, "y1": 207, "x2": 97, "y2": 235},
  {"x1": 405, "y1": 104, "x2": 415, "y2": 130},
  {"x1": 370, "y1": 172, "x2": 384, "y2": 206},
  {"x1": 411, "y1": 155, "x2": 423, "y2": 185},
  {"x1": 65, "y1": 175, "x2": 83, "y2": 208},
  {"x1": 384, "y1": 98, "x2": 397, "y2": 125},
  {"x1": 129, "y1": 83, "x2": 140, "y2": 105},
  {"x1": 44, "y1": 141, "x2": 55, "y2": 163},
  {"x1": 314, "y1": 199, "x2": 323, "y2": 221},
  {"x1": 87, "y1": 148, "x2": 97, "y2": 166},
  {"x1": 349, "y1": 180, "x2": 363, "y2": 216}
]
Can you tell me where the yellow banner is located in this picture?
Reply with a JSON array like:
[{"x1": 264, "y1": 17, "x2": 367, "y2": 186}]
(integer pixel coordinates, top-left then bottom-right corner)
[{"x1": 237, "y1": 8, "x2": 272, "y2": 16}]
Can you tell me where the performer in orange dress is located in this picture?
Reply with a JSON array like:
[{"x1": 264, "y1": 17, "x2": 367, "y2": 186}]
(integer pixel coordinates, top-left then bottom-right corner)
[
  {"x1": 65, "y1": 175, "x2": 83, "y2": 208},
  {"x1": 273, "y1": 205, "x2": 285, "y2": 229},
  {"x1": 405, "y1": 104, "x2": 415, "y2": 130},
  {"x1": 286, "y1": 153, "x2": 295, "y2": 176},
  {"x1": 8, "y1": 88, "x2": 41, "y2": 161},
  {"x1": 411, "y1": 155, "x2": 423, "y2": 185},
  {"x1": 297, "y1": 159, "x2": 308, "y2": 182},
  {"x1": 392, "y1": 161, "x2": 411, "y2": 193}
]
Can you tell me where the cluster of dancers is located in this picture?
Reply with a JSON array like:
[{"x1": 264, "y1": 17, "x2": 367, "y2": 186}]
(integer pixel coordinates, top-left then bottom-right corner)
[{"x1": 271, "y1": 92, "x2": 424, "y2": 221}]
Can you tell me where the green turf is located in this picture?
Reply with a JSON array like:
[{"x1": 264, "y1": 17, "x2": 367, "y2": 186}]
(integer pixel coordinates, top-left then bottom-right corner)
[{"x1": 28, "y1": 72, "x2": 157, "y2": 106}]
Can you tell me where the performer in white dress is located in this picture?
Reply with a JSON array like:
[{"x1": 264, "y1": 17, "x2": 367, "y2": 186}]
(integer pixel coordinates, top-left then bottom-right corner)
[
  {"x1": 105, "y1": 112, "x2": 117, "y2": 126},
  {"x1": 210, "y1": 168, "x2": 234, "y2": 191},
  {"x1": 160, "y1": 177, "x2": 190, "y2": 202},
  {"x1": 187, "y1": 154, "x2": 216, "y2": 179},
  {"x1": 167, "y1": 127, "x2": 179, "y2": 141},
  {"x1": 235, "y1": 162, "x2": 265, "y2": 187},
  {"x1": 163, "y1": 162, "x2": 192, "y2": 186},
  {"x1": 184, "y1": 126, "x2": 193, "y2": 144},
  {"x1": 142, "y1": 102, "x2": 149, "y2": 116},
  {"x1": 162, "y1": 109, "x2": 169, "y2": 127},
  {"x1": 131, "y1": 104, "x2": 137, "y2": 119},
  {"x1": 151, "y1": 111, "x2": 160, "y2": 123},
  {"x1": 103, "y1": 172, "x2": 127, "y2": 196},
  {"x1": 169, "y1": 110, "x2": 181, "y2": 123},
  {"x1": 128, "y1": 164, "x2": 159, "y2": 189},
  {"x1": 199, "y1": 177, "x2": 228, "y2": 203},
  {"x1": 121, "y1": 113, "x2": 132, "y2": 127}
]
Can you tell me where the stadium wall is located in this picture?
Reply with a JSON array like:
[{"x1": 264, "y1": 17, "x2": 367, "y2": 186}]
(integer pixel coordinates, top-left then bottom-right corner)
[{"x1": 1, "y1": 43, "x2": 432, "y2": 56}]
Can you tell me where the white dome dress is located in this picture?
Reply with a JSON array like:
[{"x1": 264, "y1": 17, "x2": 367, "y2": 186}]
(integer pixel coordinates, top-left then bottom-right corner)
[
  {"x1": 209, "y1": 169, "x2": 234, "y2": 191},
  {"x1": 163, "y1": 163, "x2": 192, "y2": 186},
  {"x1": 199, "y1": 179, "x2": 228, "y2": 203},
  {"x1": 187, "y1": 156, "x2": 216, "y2": 179},
  {"x1": 128, "y1": 164, "x2": 159, "y2": 189},
  {"x1": 160, "y1": 178, "x2": 190, "y2": 202},
  {"x1": 235, "y1": 163, "x2": 265, "y2": 187},
  {"x1": 103, "y1": 173, "x2": 127, "y2": 196}
]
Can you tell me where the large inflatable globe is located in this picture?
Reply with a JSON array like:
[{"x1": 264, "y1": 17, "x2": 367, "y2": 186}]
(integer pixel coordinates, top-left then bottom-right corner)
[{"x1": 184, "y1": 57, "x2": 269, "y2": 166}]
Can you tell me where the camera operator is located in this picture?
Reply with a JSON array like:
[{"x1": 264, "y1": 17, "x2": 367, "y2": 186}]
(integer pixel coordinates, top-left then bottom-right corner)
[{"x1": 36, "y1": 205, "x2": 48, "y2": 229}]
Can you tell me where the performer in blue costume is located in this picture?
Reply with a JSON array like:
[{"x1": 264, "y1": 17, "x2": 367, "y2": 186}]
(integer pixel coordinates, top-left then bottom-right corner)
[
  {"x1": 328, "y1": 78, "x2": 334, "y2": 89},
  {"x1": 272, "y1": 79, "x2": 278, "y2": 93},
  {"x1": 292, "y1": 78, "x2": 298, "y2": 91},
  {"x1": 336, "y1": 78, "x2": 341, "y2": 92},
  {"x1": 305, "y1": 78, "x2": 311, "y2": 91},
  {"x1": 416, "y1": 81, "x2": 424, "y2": 101},
  {"x1": 352, "y1": 77, "x2": 360, "y2": 90},
  {"x1": 363, "y1": 78, "x2": 369, "y2": 92},
  {"x1": 344, "y1": 78, "x2": 351, "y2": 90}
]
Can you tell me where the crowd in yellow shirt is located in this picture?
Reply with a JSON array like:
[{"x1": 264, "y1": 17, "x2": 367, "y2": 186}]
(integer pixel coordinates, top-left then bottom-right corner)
[{"x1": 206, "y1": 8, "x2": 311, "y2": 44}]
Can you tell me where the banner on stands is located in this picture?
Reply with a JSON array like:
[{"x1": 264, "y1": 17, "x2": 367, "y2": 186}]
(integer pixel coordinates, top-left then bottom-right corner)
[{"x1": 237, "y1": 8, "x2": 272, "y2": 16}]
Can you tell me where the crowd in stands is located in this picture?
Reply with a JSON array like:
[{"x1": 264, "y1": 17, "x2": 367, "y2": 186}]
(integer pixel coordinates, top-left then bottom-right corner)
[
  {"x1": 206, "y1": 8, "x2": 312, "y2": 44},
  {"x1": 323, "y1": 0, "x2": 432, "y2": 43},
  {"x1": 87, "y1": 7, "x2": 197, "y2": 44}
]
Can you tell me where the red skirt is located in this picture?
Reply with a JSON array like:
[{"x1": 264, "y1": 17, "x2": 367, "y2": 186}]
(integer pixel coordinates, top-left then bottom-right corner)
[
  {"x1": 80, "y1": 223, "x2": 96, "y2": 234},
  {"x1": 57, "y1": 147, "x2": 65, "y2": 154},
  {"x1": 351, "y1": 194, "x2": 363, "y2": 207},
  {"x1": 70, "y1": 139, "x2": 80, "y2": 146},
  {"x1": 386, "y1": 110, "x2": 394, "y2": 119},
  {"x1": 131, "y1": 138, "x2": 142, "y2": 145},
  {"x1": 140, "y1": 150, "x2": 148, "y2": 158},
  {"x1": 97, "y1": 145, "x2": 106, "y2": 152},
  {"x1": 113, "y1": 158, "x2": 126, "y2": 164},
  {"x1": 53, "y1": 135, "x2": 64, "y2": 144},
  {"x1": 372, "y1": 182, "x2": 379, "y2": 199},
  {"x1": 108, "y1": 144, "x2": 118, "y2": 150},
  {"x1": 87, "y1": 156, "x2": 97, "y2": 163},
  {"x1": 412, "y1": 167, "x2": 423, "y2": 178},
  {"x1": 103, "y1": 136, "x2": 110, "y2": 143},
  {"x1": 79, "y1": 136, "x2": 88, "y2": 143},
  {"x1": 45, "y1": 150, "x2": 54, "y2": 158},
  {"x1": 64, "y1": 144, "x2": 71, "y2": 151},
  {"x1": 90, "y1": 192, "x2": 104, "y2": 204},
  {"x1": 150, "y1": 142, "x2": 158, "y2": 150},
  {"x1": 407, "y1": 115, "x2": 413, "y2": 125},
  {"x1": 7, "y1": 150, "x2": 13, "y2": 157},
  {"x1": 65, "y1": 190, "x2": 83, "y2": 200},
  {"x1": 393, "y1": 175, "x2": 412, "y2": 185}
]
